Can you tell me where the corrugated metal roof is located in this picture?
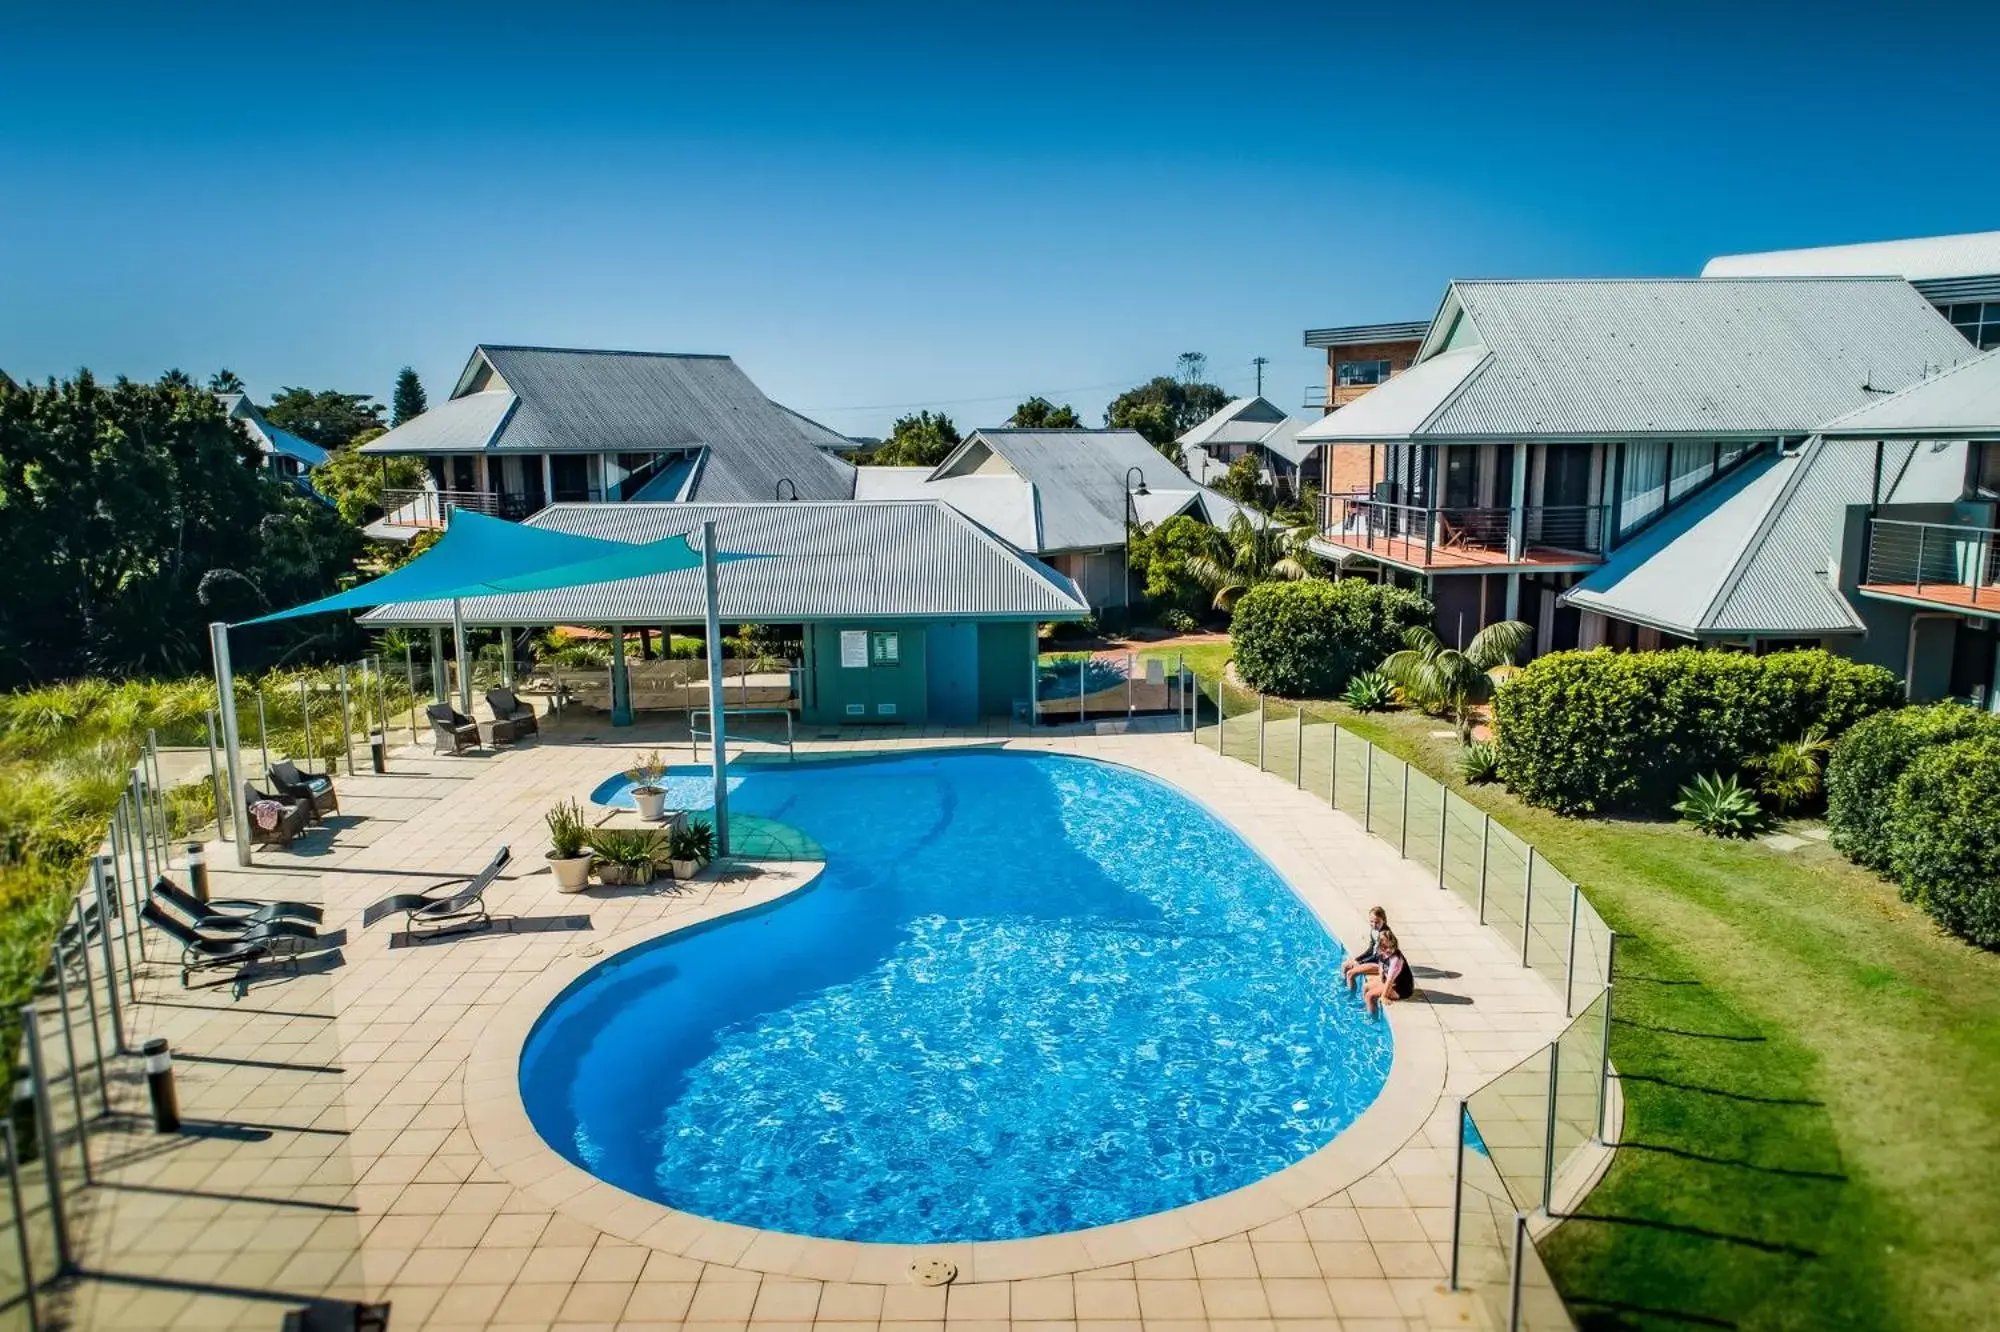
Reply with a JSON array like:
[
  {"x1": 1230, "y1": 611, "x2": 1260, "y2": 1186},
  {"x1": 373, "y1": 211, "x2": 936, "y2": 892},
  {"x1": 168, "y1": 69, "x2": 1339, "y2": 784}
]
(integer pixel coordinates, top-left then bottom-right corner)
[
  {"x1": 945, "y1": 429, "x2": 1171, "y2": 552},
  {"x1": 771, "y1": 402, "x2": 861, "y2": 450},
  {"x1": 1304, "y1": 320, "x2": 1430, "y2": 349},
  {"x1": 356, "y1": 501, "x2": 1088, "y2": 627},
  {"x1": 1703, "y1": 232, "x2": 2000, "y2": 283},
  {"x1": 1177, "y1": 396, "x2": 1287, "y2": 450},
  {"x1": 1423, "y1": 279, "x2": 1975, "y2": 439},
  {"x1": 358, "y1": 390, "x2": 512, "y2": 454},
  {"x1": 853, "y1": 467, "x2": 1041, "y2": 549},
  {"x1": 1817, "y1": 347, "x2": 2000, "y2": 438},
  {"x1": 1297, "y1": 348, "x2": 1487, "y2": 442},
  {"x1": 217, "y1": 391, "x2": 332, "y2": 466}
]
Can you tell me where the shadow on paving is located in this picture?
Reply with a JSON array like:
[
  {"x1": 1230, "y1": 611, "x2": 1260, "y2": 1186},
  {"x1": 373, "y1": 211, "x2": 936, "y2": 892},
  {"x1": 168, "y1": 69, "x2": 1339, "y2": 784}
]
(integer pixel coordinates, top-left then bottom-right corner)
[{"x1": 1540, "y1": 934, "x2": 1887, "y2": 1332}]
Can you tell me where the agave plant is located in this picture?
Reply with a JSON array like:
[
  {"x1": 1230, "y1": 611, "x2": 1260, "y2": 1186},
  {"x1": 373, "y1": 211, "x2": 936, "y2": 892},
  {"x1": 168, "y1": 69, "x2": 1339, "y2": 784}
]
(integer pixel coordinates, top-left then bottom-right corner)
[
  {"x1": 1458, "y1": 740, "x2": 1501, "y2": 785},
  {"x1": 1672, "y1": 772, "x2": 1767, "y2": 838},
  {"x1": 1746, "y1": 727, "x2": 1833, "y2": 814},
  {"x1": 1182, "y1": 512, "x2": 1321, "y2": 612},
  {"x1": 1380, "y1": 620, "x2": 1531, "y2": 744},
  {"x1": 1341, "y1": 670, "x2": 1397, "y2": 712}
]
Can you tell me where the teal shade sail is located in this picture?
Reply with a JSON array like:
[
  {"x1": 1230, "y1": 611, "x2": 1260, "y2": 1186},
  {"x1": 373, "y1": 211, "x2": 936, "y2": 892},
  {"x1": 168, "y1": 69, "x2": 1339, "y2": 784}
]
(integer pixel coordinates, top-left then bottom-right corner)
[{"x1": 237, "y1": 510, "x2": 684, "y2": 625}]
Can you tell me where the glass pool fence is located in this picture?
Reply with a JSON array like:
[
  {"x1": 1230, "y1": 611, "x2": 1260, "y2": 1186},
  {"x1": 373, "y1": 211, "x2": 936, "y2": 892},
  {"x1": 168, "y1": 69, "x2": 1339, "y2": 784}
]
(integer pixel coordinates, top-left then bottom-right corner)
[{"x1": 1185, "y1": 671, "x2": 1616, "y2": 1332}]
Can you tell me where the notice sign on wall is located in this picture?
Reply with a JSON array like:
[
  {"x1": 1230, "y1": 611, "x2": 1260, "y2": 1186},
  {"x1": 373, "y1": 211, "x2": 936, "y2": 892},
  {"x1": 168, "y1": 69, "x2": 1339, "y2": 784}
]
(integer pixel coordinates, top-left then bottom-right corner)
[{"x1": 840, "y1": 630, "x2": 868, "y2": 668}]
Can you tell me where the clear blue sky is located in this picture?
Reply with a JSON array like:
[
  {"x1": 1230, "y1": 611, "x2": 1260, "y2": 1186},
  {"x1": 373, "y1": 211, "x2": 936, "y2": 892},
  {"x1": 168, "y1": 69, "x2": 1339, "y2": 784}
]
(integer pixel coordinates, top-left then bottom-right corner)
[{"x1": 3, "y1": 0, "x2": 1995, "y2": 439}]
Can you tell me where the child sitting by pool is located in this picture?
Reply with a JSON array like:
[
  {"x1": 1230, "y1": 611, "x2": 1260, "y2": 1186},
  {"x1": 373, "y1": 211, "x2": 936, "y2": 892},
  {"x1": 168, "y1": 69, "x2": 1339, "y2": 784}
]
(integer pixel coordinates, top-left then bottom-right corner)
[
  {"x1": 1363, "y1": 929, "x2": 1415, "y2": 1016},
  {"x1": 1341, "y1": 907, "x2": 1389, "y2": 991}
]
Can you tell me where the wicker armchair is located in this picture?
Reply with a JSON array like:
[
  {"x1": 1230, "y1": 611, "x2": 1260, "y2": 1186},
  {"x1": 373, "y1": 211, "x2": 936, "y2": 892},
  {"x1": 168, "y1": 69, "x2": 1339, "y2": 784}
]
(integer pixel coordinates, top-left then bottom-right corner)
[
  {"x1": 485, "y1": 688, "x2": 539, "y2": 745},
  {"x1": 242, "y1": 783, "x2": 311, "y2": 849},
  {"x1": 268, "y1": 760, "x2": 338, "y2": 820},
  {"x1": 426, "y1": 704, "x2": 482, "y2": 755}
]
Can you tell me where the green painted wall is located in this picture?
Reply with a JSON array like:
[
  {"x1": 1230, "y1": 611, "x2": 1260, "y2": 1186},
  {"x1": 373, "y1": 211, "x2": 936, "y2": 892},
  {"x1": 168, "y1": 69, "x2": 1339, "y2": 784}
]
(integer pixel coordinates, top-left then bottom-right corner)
[
  {"x1": 799, "y1": 619, "x2": 1039, "y2": 725},
  {"x1": 978, "y1": 622, "x2": 1034, "y2": 719}
]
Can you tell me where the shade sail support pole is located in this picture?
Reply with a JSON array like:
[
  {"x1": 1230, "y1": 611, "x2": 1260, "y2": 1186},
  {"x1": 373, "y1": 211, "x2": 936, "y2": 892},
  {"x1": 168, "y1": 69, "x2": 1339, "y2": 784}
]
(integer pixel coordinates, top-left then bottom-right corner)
[
  {"x1": 452, "y1": 599, "x2": 473, "y2": 719},
  {"x1": 209, "y1": 622, "x2": 252, "y2": 865},
  {"x1": 703, "y1": 522, "x2": 731, "y2": 858}
]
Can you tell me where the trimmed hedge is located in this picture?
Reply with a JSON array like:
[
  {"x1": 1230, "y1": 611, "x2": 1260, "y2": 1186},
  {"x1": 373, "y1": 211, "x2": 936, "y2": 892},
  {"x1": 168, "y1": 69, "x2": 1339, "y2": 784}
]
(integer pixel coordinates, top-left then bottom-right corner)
[
  {"x1": 1230, "y1": 579, "x2": 1433, "y2": 698},
  {"x1": 1492, "y1": 648, "x2": 1901, "y2": 814},
  {"x1": 1885, "y1": 735, "x2": 2000, "y2": 948},
  {"x1": 1826, "y1": 703, "x2": 2000, "y2": 871}
]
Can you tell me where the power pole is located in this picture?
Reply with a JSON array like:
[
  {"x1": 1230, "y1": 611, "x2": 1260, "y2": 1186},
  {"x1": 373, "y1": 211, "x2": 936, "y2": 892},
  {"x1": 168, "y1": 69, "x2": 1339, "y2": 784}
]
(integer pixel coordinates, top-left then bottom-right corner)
[{"x1": 1252, "y1": 356, "x2": 1269, "y2": 396}]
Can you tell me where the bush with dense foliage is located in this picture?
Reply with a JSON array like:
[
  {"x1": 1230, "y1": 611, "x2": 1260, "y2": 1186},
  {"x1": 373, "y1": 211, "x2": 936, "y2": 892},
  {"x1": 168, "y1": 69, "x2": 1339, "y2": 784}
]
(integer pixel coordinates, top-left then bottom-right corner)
[
  {"x1": 1230, "y1": 579, "x2": 1433, "y2": 697},
  {"x1": 1882, "y1": 734, "x2": 2000, "y2": 947},
  {"x1": 1825, "y1": 703, "x2": 2000, "y2": 871},
  {"x1": 1492, "y1": 648, "x2": 1901, "y2": 814}
]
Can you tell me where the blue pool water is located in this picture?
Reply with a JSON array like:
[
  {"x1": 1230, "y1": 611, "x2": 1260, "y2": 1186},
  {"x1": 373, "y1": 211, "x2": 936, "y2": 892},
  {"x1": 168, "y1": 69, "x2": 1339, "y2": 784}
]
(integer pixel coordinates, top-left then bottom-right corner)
[
  {"x1": 521, "y1": 751, "x2": 1392, "y2": 1243},
  {"x1": 590, "y1": 766, "x2": 744, "y2": 812}
]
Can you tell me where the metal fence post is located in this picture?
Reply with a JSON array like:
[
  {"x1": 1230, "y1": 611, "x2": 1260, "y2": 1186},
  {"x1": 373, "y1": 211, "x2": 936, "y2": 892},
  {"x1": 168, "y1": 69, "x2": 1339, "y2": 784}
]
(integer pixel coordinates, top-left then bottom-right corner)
[
  {"x1": 299, "y1": 677, "x2": 313, "y2": 774},
  {"x1": 206, "y1": 710, "x2": 228, "y2": 842},
  {"x1": 338, "y1": 664, "x2": 354, "y2": 773},
  {"x1": 405, "y1": 644, "x2": 420, "y2": 744},
  {"x1": 48, "y1": 946, "x2": 91, "y2": 1185},
  {"x1": 1216, "y1": 684, "x2": 1225, "y2": 754},
  {"x1": 72, "y1": 899, "x2": 109, "y2": 1115},
  {"x1": 91, "y1": 859, "x2": 125, "y2": 1053},
  {"x1": 1540, "y1": 1040, "x2": 1561, "y2": 1213},
  {"x1": 1478, "y1": 813, "x2": 1491, "y2": 923},
  {"x1": 1294, "y1": 709, "x2": 1303, "y2": 788},
  {"x1": 113, "y1": 806, "x2": 142, "y2": 975},
  {"x1": 1398, "y1": 763, "x2": 1410, "y2": 856},
  {"x1": 258, "y1": 692, "x2": 270, "y2": 774},
  {"x1": 1363, "y1": 742, "x2": 1374, "y2": 831},
  {"x1": 1508, "y1": 1211, "x2": 1528, "y2": 1332},
  {"x1": 1126, "y1": 653, "x2": 1134, "y2": 716},
  {"x1": 1564, "y1": 882, "x2": 1581, "y2": 1017},
  {"x1": 126, "y1": 790, "x2": 151, "y2": 960},
  {"x1": 20, "y1": 1008, "x2": 71, "y2": 1272},
  {"x1": 1256, "y1": 695, "x2": 1266, "y2": 771},
  {"x1": 1078, "y1": 657, "x2": 1087, "y2": 725},
  {"x1": 2, "y1": 1121, "x2": 40, "y2": 1329},
  {"x1": 1521, "y1": 854, "x2": 1535, "y2": 968},
  {"x1": 373, "y1": 656, "x2": 388, "y2": 752},
  {"x1": 1329, "y1": 722, "x2": 1339, "y2": 808},
  {"x1": 1448, "y1": 1099, "x2": 1467, "y2": 1291},
  {"x1": 1438, "y1": 788, "x2": 1450, "y2": 889},
  {"x1": 1596, "y1": 933, "x2": 1619, "y2": 1143}
]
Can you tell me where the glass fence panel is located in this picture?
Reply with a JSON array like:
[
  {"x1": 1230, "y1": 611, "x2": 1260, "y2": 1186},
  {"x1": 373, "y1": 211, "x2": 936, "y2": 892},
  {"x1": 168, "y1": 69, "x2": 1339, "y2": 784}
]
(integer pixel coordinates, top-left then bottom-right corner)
[
  {"x1": 1298, "y1": 717, "x2": 1338, "y2": 806},
  {"x1": 1220, "y1": 684, "x2": 1261, "y2": 766},
  {"x1": 1455, "y1": 1118, "x2": 1519, "y2": 1328},
  {"x1": 1333, "y1": 729, "x2": 1370, "y2": 816},
  {"x1": 1554, "y1": 991, "x2": 1608, "y2": 1172},
  {"x1": 1481, "y1": 821, "x2": 1531, "y2": 955},
  {"x1": 1442, "y1": 796, "x2": 1488, "y2": 913},
  {"x1": 1366, "y1": 749, "x2": 1405, "y2": 841},
  {"x1": 1403, "y1": 767, "x2": 1447, "y2": 879},
  {"x1": 1525, "y1": 849, "x2": 1575, "y2": 980},
  {"x1": 1261, "y1": 704, "x2": 1301, "y2": 784},
  {"x1": 1517, "y1": 1236, "x2": 1577, "y2": 1331},
  {"x1": 1466, "y1": 1044, "x2": 1551, "y2": 1210},
  {"x1": 1569, "y1": 898, "x2": 1615, "y2": 1010}
]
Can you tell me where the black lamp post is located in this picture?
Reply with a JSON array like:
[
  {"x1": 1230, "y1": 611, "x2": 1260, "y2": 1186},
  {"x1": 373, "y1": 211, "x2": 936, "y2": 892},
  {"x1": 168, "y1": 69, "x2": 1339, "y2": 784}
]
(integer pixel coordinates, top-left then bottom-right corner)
[{"x1": 1124, "y1": 466, "x2": 1149, "y2": 613}]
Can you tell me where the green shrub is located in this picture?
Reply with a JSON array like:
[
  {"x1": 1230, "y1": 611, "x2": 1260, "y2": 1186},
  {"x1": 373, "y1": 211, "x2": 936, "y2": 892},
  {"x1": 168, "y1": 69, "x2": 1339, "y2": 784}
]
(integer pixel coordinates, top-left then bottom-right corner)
[
  {"x1": 1745, "y1": 727, "x2": 1833, "y2": 814},
  {"x1": 1458, "y1": 740, "x2": 1501, "y2": 784},
  {"x1": 1492, "y1": 648, "x2": 1901, "y2": 814},
  {"x1": 1825, "y1": 703, "x2": 2000, "y2": 871},
  {"x1": 1231, "y1": 579, "x2": 1432, "y2": 698},
  {"x1": 1159, "y1": 608, "x2": 1200, "y2": 634},
  {"x1": 1884, "y1": 734, "x2": 2000, "y2": 947},
  {"x1": 1672, "y1": 772, "x2": 1768, "y2": 838}
]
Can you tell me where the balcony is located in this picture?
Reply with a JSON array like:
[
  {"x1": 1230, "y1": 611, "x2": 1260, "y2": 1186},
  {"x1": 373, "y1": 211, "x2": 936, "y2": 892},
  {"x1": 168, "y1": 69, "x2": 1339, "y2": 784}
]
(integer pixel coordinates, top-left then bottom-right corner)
[
  {"x1": 1303, "y1": 384, "x2": 1329, "y2": 409},
  {"x1": 375, "y1": 486, "x2": 609, "y2": 530},
  {"x1": 1315, "y1": 496, "x2": 1608, "y2": 571},
  {"x1": 1859, "y1": 518, "x2": 2000, "y2": 615}
]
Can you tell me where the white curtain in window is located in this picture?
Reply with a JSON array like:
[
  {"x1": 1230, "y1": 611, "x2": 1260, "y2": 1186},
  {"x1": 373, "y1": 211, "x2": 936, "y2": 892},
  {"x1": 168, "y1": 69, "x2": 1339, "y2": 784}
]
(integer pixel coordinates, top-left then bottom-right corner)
[
  {"x1": 1669, "y1": 441, "x2": 1716, "y2": 502},
  {"x1": 1620, "y1": 441, "x2": 1669, "y2": 532}
]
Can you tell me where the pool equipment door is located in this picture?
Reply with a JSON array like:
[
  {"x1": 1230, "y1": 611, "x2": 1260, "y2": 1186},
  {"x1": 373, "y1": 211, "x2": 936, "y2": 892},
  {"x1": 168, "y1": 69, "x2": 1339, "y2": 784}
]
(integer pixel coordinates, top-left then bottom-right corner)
[{"x1": 926, "y1": 621, "x2": 979, "y2": 726}]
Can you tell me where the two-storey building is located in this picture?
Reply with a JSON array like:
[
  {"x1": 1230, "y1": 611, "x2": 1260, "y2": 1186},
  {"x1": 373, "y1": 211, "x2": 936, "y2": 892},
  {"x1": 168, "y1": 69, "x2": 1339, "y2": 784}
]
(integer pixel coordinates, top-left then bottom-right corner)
[{"x1": 1299, "y1": 277, "x2": 1977, "y2": 657}]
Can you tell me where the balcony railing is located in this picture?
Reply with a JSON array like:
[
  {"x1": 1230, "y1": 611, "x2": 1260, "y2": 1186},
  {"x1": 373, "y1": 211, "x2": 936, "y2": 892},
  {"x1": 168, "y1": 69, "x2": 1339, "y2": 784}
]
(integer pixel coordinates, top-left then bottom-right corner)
[
  {"x1": 376, "y1": 486, "x2": 609, "y2": 529},
  {"x1": 1318, "y1": 496, "x2": 1607, "y2": 567},
  {"x1": 1303, "y1": 384, "x2": 1329, "y2": 409},
  {"x1": 1863, "y1": 518, "x2": 2000, "y2": 608}
]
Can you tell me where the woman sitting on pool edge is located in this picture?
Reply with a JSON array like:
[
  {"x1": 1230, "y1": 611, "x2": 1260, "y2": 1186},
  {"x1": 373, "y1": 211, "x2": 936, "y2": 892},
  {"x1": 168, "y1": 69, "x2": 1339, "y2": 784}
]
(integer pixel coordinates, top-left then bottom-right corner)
[
  {"x1": 1341, "y1": 907, "x2": 1389, "y2": 990},
  {"x1": 1363, "y1": 929, "x2": 1415, "y2": 1016}
]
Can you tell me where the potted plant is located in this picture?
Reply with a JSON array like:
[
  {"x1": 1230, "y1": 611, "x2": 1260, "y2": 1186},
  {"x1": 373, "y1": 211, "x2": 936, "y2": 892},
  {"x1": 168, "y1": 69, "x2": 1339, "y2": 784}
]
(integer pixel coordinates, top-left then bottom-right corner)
[
  {"x1": 625, "y1": 750, "x2": 670, "y2": 822},
  {"x1": 545, "y1": 799, "x2": 593, "y2": 892},
  {"x1": 589, "y1": 827, "x2": 668, "y2": 886},
  {"x1": 669, "y1": 817, "x2": 715, "y2": 880}
]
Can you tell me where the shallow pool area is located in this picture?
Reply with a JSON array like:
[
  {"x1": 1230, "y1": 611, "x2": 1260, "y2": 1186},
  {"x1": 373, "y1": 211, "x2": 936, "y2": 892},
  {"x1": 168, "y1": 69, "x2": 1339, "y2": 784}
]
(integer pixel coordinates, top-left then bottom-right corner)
[{"x1": 522, "y1": 750, "x2": 1392, "y2": 1244}]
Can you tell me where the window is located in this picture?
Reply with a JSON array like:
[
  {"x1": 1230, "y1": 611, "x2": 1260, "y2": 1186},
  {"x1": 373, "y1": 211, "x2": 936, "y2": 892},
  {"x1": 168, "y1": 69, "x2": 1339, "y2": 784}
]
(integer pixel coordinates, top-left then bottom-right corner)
[
  {"x1": 1975, "y1": 442, "x2": 2000, "y2": 496},
  {"x1": 1944, "y1": 302, "x2": 2000, "y2": 351},
  {"x1": 1620, "y1": 440, "x2": 1669, "y2": 532},
  {"x1": 1336, "y1": 359, "x2": 1393, "y2": 387}
]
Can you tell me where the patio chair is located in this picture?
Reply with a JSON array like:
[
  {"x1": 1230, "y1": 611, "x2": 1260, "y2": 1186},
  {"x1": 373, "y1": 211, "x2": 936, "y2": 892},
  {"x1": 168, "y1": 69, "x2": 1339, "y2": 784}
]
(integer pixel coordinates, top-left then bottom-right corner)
[
  {"x1": 426, "y1": 703, "x2": 482, "y2": 755},
  {"x1": 268, "y1": 759, "x2": 339, "y2": 820},
  {"x1": 243, "y1": 783, "x2": 312, "y2": 848},
  {"x1": 151, "y1": 877, "x2": 323, "y2": 932},
  {"x1": 361, "y1": 845, "x2": 510, "y2": 939},
  {"x1": 140, "y1": 900, "x2": 318, "y2": 987},
  {"x1": 485, "y1": 688, "x2": 540, "y2": 745}
]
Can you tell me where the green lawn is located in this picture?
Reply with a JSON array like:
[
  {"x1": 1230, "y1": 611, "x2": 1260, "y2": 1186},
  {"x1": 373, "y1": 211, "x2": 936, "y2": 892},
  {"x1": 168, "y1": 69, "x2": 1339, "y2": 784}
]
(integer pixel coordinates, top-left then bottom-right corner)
[{"x1": 1139, "y1": 646, "x2": 2000, "y2": 1331}]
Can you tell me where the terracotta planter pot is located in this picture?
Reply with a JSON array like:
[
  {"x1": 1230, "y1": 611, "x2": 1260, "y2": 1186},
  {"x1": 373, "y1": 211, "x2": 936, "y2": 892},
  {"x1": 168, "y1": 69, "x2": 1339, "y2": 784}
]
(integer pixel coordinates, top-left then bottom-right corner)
[
  {"x1": 548, "y1": 853, "x2": 593, "y2": 893},
  {"x1": 632, "y1": 787, "x2": 669, "y2": 821}
]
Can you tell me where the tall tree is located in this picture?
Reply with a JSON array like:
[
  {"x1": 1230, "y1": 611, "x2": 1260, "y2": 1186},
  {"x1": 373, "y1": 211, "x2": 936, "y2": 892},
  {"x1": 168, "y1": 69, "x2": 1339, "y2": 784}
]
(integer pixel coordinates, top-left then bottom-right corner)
[
  {"x1": 391, "y1": 366, "x2": 428, "y2": 426},
  {"x1": 1104, "y1": 375, "x2": 1229, "y2": 455},
  {"x1": 208, "y1": 368, "x2": 245, "y2": 393},
  {"x1": 264, "y1": 386, "x2": 385, "y2": 449},
  {"x1": 0, "y1": 372, "x2": 362, "y2": 684},
  {"x1": 1008, "y1": 397, "x2": 1082, "y2": 428},
  {"x1": 866, "y1": 410, "x2": 962, "y2": 467}
]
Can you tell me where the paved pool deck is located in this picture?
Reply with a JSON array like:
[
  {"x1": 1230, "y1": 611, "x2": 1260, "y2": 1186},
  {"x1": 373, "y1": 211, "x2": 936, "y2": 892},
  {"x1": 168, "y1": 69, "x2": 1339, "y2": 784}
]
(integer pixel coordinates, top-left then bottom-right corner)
[{"x1": 56, "y1": 717, "x2": 1598, "y2": 1331}]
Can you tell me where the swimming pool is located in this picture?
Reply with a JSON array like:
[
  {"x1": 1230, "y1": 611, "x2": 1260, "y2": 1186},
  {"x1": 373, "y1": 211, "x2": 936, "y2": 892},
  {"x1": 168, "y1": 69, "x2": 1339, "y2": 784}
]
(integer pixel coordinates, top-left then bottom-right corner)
[{"x1": 521, "y1": 750, "x2": 1392, "y2": 1243}]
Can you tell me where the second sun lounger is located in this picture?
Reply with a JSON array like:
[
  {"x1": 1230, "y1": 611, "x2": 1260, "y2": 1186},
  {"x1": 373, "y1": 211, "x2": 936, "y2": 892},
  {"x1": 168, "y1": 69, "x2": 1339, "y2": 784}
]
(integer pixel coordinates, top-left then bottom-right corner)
[{"x1": 361, "y1": 846, "x2": 511, "y2": 939}]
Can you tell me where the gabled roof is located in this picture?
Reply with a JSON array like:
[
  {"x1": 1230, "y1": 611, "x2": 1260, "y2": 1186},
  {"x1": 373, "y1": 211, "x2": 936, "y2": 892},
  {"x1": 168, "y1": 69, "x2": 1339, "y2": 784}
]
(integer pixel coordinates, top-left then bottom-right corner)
[
  {"x1": 1816, "y1": 347, "x2": 2000, "y2": 440},
  {"x1": 853, "y1": 466, "x2": 1041, "y2": 550},
  {"x1": 354, "y1": 500, "x2": 1089, "y2": 625},
  {"x1": 358, "y1": 345, "x2": 855, "y2": 501},
  {"x1": 1703, "y1": 232, "x2": 2000, "y2": 283},
  {"x1": 1303, "y1": 279, "x2": 1976, "y2": 444},
  {"x1": 1177, "y1": 397, "x2": 1319, "y2": 464},
  {"x1": 1563, "y1": 437, "x2": 1971, "y2": 639},
  {"x1": 217, "y1": 392, "x2": 331, "y2": 467}
]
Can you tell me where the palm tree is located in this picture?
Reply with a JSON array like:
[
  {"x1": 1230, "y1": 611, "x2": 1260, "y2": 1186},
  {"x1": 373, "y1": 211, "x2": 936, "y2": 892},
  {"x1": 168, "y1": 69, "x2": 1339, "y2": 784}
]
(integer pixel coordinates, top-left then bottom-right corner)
[
  {"x1": 1184, "y1": 513, "x2": 1319, "y2": 611},
  {"x1": 1380, "y1": 619, "x2": 1532, "y2": 743}
]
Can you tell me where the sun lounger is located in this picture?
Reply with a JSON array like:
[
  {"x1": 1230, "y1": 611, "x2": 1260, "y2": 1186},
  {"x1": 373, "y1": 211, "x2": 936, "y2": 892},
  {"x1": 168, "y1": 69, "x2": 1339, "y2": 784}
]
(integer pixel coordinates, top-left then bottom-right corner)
[
  {"x1": 151, "y1": 878, "x2": 323, "y2": 932},
  {"x1": 361, "y1": 846, "x2": 510, "y2": 938},
  {"x1": 485, "y1": 688, "x2": 539, "y2": 744},
  {"x1": 140, "y1": 901, "x2": 318, "y2": 987},
  {"x1": 426, "y1": 704, "x2": 483, "y2": 755},
  {"x1": 269, "y1": 760, "x2": 339, "y2": 820}
]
